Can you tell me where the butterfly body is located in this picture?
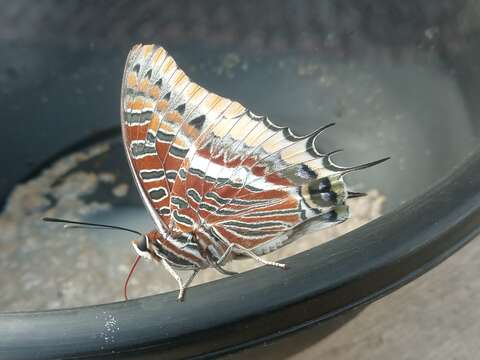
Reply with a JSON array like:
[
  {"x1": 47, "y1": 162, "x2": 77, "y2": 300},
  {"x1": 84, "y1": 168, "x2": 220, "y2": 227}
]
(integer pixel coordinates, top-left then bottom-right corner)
[{"x1": 121, "y1": 44, "x2": 387, "y2": 300}]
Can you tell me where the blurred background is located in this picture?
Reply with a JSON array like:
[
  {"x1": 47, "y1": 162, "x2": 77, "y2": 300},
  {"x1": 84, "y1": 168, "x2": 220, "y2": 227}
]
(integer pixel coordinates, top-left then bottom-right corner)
[{"x1": 0, "y1": 1, "x2": 479, "y2": 359}]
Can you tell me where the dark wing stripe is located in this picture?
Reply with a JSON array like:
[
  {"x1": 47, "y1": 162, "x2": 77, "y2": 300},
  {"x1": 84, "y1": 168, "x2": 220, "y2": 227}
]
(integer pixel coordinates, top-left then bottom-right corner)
[
  {"x1": 148, "y1": 187, "x2": 168, "y2": 201},
  {"x1": 172, "y1": 210, "x2": 194, "y2": 226},
  {"x1": 171, "y1": 196, "x2": 189, "y2": 209},
  {"x1": 187, "y1": 188, "x2": 202, "y2": 204},
  {"x1": 139, "y1": 169, "x2": 166, "y2": 181}
]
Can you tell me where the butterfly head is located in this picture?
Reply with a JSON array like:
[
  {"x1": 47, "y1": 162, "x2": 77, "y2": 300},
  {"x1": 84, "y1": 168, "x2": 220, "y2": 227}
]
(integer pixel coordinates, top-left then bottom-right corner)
[
  {"x1": 132, "y1": 229, "x2": 208, "y2": 270},
  {"x1": 132, "y1": 233, "x2": 154, "y2": 260}
]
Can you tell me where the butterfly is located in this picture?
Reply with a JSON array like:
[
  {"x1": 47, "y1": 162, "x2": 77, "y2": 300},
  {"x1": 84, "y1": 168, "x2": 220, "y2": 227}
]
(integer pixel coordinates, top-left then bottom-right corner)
[{"x1": 115, "y1": 44, "x2": 389, "y2": 301}]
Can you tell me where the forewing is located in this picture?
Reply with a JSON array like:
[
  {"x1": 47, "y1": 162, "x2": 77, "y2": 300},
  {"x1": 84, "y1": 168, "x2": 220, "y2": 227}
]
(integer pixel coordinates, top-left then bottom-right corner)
[{"x1": 121, "y1": 44, "x2": 243, "y2": 229}]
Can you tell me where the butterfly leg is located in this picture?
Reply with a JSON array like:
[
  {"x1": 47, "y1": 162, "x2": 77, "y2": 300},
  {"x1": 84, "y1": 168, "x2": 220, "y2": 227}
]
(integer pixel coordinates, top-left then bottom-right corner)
[
  {"x1": 161, "y1": 259, "x2": 199, "y2": 302},
  {"x1": 180, "y1": 269, "x2": 199, "y2": 301},
  {"x1": 216, "y1": 243, "x2": 236, "y2": 265},
  {"x1": 205, "y1": 245, "x2": 238, "y2": 276},
  {"x1": 222, "y1": 243, "x2": 287, "y2": 269}
]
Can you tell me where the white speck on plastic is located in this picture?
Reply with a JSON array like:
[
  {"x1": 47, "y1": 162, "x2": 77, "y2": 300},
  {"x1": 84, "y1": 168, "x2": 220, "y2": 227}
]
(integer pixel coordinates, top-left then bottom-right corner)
[{"x1": 99, "y1": 312, "x2": 120, "y2": 346}]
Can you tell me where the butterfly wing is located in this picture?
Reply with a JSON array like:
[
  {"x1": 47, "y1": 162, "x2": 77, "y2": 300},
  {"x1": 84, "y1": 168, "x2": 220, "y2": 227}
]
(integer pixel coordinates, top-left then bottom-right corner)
[
  {"x1": 121, "y1": 44, "x2": 245, "y2": 233},
  {"x1": 122, "y1": 44, "x2": 386, "y2": 256},
  {"x1": 168, "y1": 88, "x2": 383, "y2": 255}
]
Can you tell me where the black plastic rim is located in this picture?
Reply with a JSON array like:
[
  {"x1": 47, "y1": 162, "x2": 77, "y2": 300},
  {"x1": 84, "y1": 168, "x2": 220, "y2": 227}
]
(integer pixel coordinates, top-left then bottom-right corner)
[{"x1": 1, "y1": 147, "x2": 479, "y2": 359}]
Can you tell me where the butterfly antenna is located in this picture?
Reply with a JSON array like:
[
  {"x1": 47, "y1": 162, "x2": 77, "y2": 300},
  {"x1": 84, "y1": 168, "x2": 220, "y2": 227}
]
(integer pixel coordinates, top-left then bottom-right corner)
[
  {"x1": 124, "y1": 255, "x2": 141, "y2": 301},
  {"x1": 42, "y1": 217, "x2": 142, "y2": 236}
]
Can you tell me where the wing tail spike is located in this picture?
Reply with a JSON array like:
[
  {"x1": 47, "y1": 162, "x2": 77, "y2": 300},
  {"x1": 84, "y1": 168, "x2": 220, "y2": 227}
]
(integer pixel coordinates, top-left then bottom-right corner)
[
  {"x1": 306, "y1": 122, "x2": 336, "y2": 140},
  {"x1": 323, "y1": 148, "x2": 345, "y2": 171},
  {"x1": 327, "y1": 148, "x2": 344, "y2": 157},
  {"x1": 321, "y1": 122, "x2": 336, "y2": 132},
  {"x1": 341, "y1": 156, "x2": 390, "y2": 176},
  {"x1": 347, "y1": 191, "x2": 368, "y2": 199},
  {"x1": 307, "y1": 122, "x2": 336, "y2": 156}
]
